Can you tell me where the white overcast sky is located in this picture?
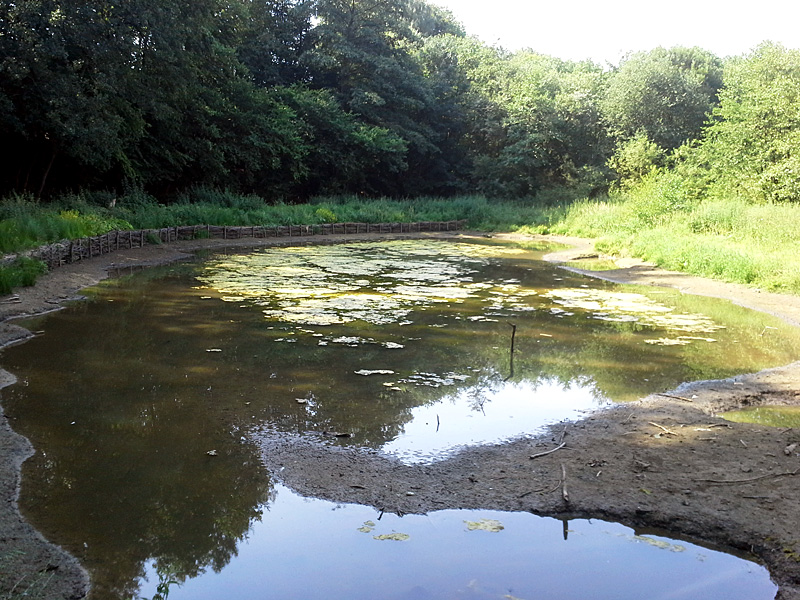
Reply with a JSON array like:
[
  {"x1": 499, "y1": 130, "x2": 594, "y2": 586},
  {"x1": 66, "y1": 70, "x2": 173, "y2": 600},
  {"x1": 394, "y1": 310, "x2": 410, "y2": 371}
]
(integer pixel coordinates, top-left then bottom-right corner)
[{"x1": 432, "y1": 0, "x2": 800, "y2": 65}]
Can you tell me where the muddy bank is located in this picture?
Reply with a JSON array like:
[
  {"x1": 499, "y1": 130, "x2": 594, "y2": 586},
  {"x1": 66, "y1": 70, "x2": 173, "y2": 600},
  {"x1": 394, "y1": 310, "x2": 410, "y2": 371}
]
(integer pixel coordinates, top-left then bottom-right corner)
[
  {"x1": 3, "y1": 232, "x2": 800, "y2": 599},
  {"x1": 0, "y1": 375, "x2": 90, "y2": 600}
]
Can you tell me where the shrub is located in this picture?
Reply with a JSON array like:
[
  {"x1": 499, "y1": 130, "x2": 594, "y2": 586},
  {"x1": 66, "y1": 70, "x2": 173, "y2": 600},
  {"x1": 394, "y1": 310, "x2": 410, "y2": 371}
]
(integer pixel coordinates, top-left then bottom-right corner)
[{"x1": 0, "y1": 257, "x2": 48, "y2": 295}]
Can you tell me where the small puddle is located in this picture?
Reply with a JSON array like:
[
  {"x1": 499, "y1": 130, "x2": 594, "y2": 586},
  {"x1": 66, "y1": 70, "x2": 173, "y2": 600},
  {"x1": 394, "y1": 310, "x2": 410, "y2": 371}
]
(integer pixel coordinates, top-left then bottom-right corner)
[
  {"x1": 380, "y1": 378, "x2": 608, "y2": 463},
  {"x1": 135, "y1": 485, "x2": 775, "y2": 600},
  {"x1": 1, "y1": 238, "x2": 797, "y2": 598}
]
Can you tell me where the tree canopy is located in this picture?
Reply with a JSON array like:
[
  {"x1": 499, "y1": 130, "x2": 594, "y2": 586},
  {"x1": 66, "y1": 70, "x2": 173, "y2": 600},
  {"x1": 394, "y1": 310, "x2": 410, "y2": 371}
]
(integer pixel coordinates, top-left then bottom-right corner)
[{"x1": 1, "y1": 1, "x2": 797, "y2": 203}]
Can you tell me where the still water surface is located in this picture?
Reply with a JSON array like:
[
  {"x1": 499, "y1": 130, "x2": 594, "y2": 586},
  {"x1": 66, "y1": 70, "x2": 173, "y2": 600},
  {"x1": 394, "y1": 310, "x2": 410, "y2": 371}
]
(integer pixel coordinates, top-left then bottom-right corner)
[
  {"x1": 137, "y1": 484, "x2": 775, "y2": 600},
  {"x1": 1, "y1": 239, "x2": 794, "y2": 598}
]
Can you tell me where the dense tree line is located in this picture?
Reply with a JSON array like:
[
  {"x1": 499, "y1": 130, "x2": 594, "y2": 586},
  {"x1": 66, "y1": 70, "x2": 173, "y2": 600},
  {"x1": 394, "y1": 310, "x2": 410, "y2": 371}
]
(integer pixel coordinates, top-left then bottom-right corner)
[{"x1": 1, "y1": 0, "x2": 796, "y2": 203}]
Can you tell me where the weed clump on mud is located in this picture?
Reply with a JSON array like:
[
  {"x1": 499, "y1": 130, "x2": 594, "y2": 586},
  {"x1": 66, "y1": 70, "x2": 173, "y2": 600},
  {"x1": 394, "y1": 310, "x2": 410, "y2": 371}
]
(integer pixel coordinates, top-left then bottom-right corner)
[{"x1": 0, "y1": 257, "x2": 47, "y2": 296}]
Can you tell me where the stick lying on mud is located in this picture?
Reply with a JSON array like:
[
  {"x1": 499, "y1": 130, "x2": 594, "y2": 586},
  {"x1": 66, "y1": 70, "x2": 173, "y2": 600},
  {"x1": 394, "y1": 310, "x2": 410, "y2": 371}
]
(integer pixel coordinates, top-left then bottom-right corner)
[
  {"x1": 530, "y1": 425, "x2": 568, "y2": 460},
  {"x1": 694, "y1": 468, "x2": 800, "y2": 485},
  {"x1": 656, "y1": 392, "x2": 694, "y2": 402},
  {"x1": 530, "y1": 442, "x2": 566, "y2": 460},
  {"x1": 649, "y1": 422, "x2": 678, "y2": 436}
]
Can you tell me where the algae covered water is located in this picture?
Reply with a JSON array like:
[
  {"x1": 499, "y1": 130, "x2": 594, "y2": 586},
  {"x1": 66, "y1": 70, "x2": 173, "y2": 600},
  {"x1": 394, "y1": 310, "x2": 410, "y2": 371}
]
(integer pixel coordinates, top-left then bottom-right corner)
[{"x1": 1, "y1": 239, "x2": 793, "y2": 599}]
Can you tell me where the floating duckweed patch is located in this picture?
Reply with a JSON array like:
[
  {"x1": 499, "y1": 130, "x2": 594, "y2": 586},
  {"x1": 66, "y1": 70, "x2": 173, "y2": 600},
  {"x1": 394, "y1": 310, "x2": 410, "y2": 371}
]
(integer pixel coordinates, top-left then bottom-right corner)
[
  {"x1": 199, "y1": 242, "x2": 730, "y2": 356},
  {"x1": 354, "y1": 370, "x2": 395, "y2": 376},
  {"x1": 197, "y1": 241, "x2": 563, "y2": 328},
  {"x1": 632, "y1": 536, "x2": 687, "y2": 552},
  {"x1": 645, "y1": 335, "x2": 718, "y2": 346},
  {"x1": 543, "y1": 289, "x2": 725, "y2": 333},
  {"x1": 196, "y1": 241, "x2": 514, "y2": 326},
  {"x1": 645, "y1": 337, "x2": 692, "y2": 346},
  {"x1": 357, "y1": 520, "x2": 376, "y2": 533},
  {"x1": 465, "y1": 519, "x2": 505, "y2": 532},
  {"x1": 398, "y1": 372, "x2": 471, "y2": 388},
  {"x1": 373, "y1": 532, "x2": 410, "y2": 541}
]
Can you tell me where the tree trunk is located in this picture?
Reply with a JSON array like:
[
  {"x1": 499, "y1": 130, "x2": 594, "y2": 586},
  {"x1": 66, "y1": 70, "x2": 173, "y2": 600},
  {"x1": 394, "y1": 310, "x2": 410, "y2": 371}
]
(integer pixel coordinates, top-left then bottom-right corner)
[{"x1": 37, "y1": 143, "x2": 58, "y2": 198}]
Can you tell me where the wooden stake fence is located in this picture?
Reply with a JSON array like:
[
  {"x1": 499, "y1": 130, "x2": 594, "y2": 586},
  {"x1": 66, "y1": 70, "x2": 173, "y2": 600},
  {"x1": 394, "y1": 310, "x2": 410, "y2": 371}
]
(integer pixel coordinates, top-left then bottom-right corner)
[{"x1": 10, "y1": 220, "x2": 467, "y2": 271}]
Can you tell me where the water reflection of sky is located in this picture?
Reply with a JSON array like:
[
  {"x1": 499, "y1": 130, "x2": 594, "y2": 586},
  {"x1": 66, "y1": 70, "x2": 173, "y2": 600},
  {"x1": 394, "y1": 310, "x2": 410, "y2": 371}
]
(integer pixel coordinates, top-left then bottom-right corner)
[
  {"x1": 137, "y1": 485, "x2": 776, "y2": 600},
  {"x1": 381, "y1": 378, "x2": 609, "y2": 463}
]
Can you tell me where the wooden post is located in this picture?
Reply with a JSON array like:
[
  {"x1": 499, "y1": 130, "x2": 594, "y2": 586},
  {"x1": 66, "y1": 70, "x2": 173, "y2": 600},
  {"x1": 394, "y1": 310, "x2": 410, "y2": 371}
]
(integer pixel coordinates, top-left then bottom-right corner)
[{"x1": 505, "y1": 322, "x2": 517, "y2": 381}]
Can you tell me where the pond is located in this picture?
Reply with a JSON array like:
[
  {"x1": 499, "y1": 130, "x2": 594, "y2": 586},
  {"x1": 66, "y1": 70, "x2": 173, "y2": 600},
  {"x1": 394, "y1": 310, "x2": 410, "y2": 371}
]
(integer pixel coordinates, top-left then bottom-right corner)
[{"x1": 1, "y1": 238, "x2": 795, "y2": 599}]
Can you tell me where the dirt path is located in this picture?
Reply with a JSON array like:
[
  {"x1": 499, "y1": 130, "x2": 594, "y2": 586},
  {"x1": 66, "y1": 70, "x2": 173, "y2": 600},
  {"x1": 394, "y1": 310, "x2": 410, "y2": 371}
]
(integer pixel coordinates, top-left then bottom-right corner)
[{"x1": 3, "y1": 232, "x2": 800, "y2": 599}]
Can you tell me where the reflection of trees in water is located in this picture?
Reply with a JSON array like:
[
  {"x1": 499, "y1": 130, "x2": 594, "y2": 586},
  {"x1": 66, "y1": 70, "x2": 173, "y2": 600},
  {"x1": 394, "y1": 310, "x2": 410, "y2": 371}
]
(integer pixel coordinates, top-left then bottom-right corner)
[
  {"x1": 2, "y1": 284, "x2": 275, "y2": 599},
  {"x1": 11, "y1": 386, "x2": 274, "y2": 599}
]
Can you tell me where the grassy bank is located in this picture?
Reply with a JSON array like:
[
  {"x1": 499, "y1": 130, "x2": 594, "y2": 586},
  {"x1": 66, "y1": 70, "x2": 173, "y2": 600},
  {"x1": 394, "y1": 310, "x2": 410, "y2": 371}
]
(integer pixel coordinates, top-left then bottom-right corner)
[
  {"x1": 0, "y1": 190, "x2": 559, "y2": 294},
  {"x1": 544, "y1": 188, "x2": 800, "y2": 294},
  {"x1": 0, "y1": 190, "x2": 559, "y2": 255},
  {"x1": 2, "y1": 187, "x2": 800, "y2": 296}
]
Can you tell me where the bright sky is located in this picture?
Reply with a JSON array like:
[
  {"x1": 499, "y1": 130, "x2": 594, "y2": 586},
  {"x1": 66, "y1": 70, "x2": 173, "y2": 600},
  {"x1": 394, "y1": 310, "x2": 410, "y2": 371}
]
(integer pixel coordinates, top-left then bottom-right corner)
[{"x1": 432, "y1": 0, "x2": 800, "y2": 65}]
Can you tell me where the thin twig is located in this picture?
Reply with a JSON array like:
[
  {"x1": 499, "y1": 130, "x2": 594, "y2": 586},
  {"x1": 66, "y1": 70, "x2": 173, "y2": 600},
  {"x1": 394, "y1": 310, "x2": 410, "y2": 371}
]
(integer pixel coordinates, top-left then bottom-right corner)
[
  {"x1": 558, "y1": 425, "x2": 568, "y2": 444},
  {"x1": 530, "y1": 426, "x2": 568, "y2": 459},
  {"x1": 561, "y1": 463, "x2": 569, "y2": 503},
  {"x1": 504, "y1": 322, "x2": 517, "y2": 382},
  {"x1": 649, "y1": 422, "x2": 678, "y2": 436},
  {"x1": 529, "y1": 442, "x2": 566, "y2": 460},
  {"x1": 546, "y1": 478, "x2": 562, "y2": 494},
  {"x1": 656, "y1": 393, "x2": 694, "y2": 403},
  {"x1": 694, "y1": 468, "x2": 800, "y2": 485},
  {"x1": 523, "y1": 477, "x2": 563, "y2": 497}
]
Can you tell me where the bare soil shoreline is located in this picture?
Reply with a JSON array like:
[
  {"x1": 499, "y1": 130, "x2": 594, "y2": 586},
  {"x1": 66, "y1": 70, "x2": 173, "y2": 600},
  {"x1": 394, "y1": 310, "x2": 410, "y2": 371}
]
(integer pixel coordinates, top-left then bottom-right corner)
[{"x1": 3, "y1": 232, "x2": 800, "y2": 599}]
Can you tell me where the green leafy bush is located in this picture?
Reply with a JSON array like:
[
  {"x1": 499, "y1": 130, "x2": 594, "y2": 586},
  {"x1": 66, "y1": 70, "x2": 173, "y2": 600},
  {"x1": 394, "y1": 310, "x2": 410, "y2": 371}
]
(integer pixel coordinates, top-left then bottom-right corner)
[{"x1": 0, "y1": 257, "x2": 47, "y2": 295}]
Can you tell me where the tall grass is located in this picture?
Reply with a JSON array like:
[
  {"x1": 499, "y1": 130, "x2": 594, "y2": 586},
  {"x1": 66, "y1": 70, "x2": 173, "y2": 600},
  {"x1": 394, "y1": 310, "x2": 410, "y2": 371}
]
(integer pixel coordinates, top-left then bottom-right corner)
[
  {"x1": 0, "y1": 193, "x2": 132, "y2": 253},
  {"x1": 3, "y1": 184, "x2": 800, "y2": 296},
  {"x1": 551, "y1": 174, "x2": 800, "y2": 294},
  {"x1": 308, "y1": 195, "x2": 561, "y2": 232},
  {"x1": 0, "y1": 257, "x2": 47, "y2": 295}
]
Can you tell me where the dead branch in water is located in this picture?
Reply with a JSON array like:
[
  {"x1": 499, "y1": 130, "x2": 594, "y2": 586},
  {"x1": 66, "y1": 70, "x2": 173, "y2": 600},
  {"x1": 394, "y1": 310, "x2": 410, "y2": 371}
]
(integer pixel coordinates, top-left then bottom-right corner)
[{"x1": 504, "y1": 322, "x2": 517, "y2": 381}]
